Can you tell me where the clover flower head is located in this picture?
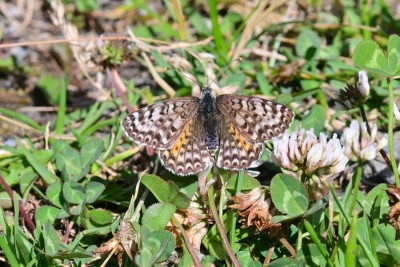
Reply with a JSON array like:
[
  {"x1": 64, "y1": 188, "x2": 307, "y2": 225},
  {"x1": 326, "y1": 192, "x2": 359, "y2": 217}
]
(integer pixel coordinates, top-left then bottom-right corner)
[
  {"x1": 230, "y1": 187, "x2": 279, "y2": 232},
  {"x1": 337, "y1": 70, "x2": 370, "y2": 109},
  {"x1": 271, "y1": 128, "x2": 349, "y2": 179},
  {"x1": 341, "y1": 120, "x2": 387, "y2": 162}
]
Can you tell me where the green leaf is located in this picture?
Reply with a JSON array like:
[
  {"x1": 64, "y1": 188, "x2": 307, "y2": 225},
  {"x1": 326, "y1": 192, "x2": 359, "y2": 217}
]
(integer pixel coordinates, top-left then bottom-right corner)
[
  {"x1": 256, "y1": 69, "x2": 273, "y2": 96},
  {"x1": 345, "y1": 215, "x2": 358, "y2": 267},
  {"x1": 372, "y1": 224, "x2": 400, "y2": 265},
  {"x1": 55, "y1": 78, "x2": 67, "y2": 135},
  {"x1": 168, "y1": 175, "x2": 198, "y2": 199},
  {"x1": 3, "y1": 165, "x2": 24, "y2": 187},
  {"x1": 0, "y1": 107, "x2": 44, "y2": 132},
  {"x1": 56, "y1": 146, "x2": 82, "y2": 181},
  {"x1": 388, "y1": 35, "x2": 400, "y2": 76},
  {"x1": 276, "y1": 94, "x2": 294, "y2": 105},
  {"x1": 142, "y1": 203, "x2": 176, "y2": 232},
  {"x1": 136, "y1": 227, "x2": 176, "y2": 266},
  {"x1": 14, "y1": 229, "x2": 34, "y2": 264},
  {"x1": 353, "y1": 40, "x2": 390, "y2": 76},
  {"x1": 52, "y1": 250, "x2": 93, "y2": 260},
  {"x1": 236, "y1": 247, "x2": 263, "y2": 267},
  {"x1": 295, "y1": 28, "x2": 320, "y2": 59},
  {"x1": 301, "y1": 104, "x2": 326, "y2": 134},
  {"x1": 85, "y1": 181, "x2": 105, "y2": 204},
  {"x1": 362, "y1": 184, "x2": 389, "y2": 219},
  {"x1": 76, "y1": 0, "x2": 98, "y2": 12},
  {"x1": 43, "y1": 222, "x2": 61, "y2": 256},
  {"x1": 226, "y1": 173, "x2": 261, "y2": 191},
  {"x1": 63, "y1": 181, "x2": 85, "y2": 204},
  {"x1": 19, "y1": 172, "x2": 38, "y2": 198},
  {"x1": 296, "y1": 243, "x2": 327, "y2": 266},
  {"x1": 0, "y1": 234, "x2": 20, "y2": 267},
  {"x1": 189, "y1": 12, "x2": 211, "y2": 36},
  {"x1": 36, "y1": 205, "x2": 60, "y2": 225},
  {"x1": 166, "y1": 181, "x2": 190, "y2": 209},
  {"x1": 16, "y1": 139, "x2": 58, "y2": 184},
  {"x1": 89, "y1": 209, "x2": 113, "y2": 226},
  {"x1": 270, "y1": 174, "x2": 309, "y2": 216},
  {"x1": 80, "y1": 137, "x2": 103, "y2": 168},
  {"x1": 70, "y1": 202, "x2": 84, "y2": 216},
  {"x1": 141, "y1": 174, "x2": 170, "y2": 203},
  {"x1": 269, "y1": 257, "x2": 301, "y2": 267},
  {"x1": 272, "y1": 214, "x2": 303, "y2": 223},
  {"x1": 47, "y1": 181, "x2": 63, "y2": 208},
  {"x1": 0, "y1": 191, "x2": 12, "y2": 209},
  {"x1": 32, "y1": 149, "x2": 54, "y2": 165}
]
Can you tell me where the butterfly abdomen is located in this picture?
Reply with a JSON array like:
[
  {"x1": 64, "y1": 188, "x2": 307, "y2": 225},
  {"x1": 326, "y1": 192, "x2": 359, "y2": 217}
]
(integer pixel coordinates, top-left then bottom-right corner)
[{"x1": 200, "y1": 87, "x2": 219, "y2": 154}]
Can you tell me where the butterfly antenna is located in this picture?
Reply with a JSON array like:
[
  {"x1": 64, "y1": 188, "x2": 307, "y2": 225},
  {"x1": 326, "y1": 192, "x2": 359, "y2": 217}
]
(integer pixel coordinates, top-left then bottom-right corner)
[
  {"x1": 206, "y1": 57, "x2": 243, "y2": 88},
  {"x1": 162, "y1": 67, "x2": 204, "y2": 88}
]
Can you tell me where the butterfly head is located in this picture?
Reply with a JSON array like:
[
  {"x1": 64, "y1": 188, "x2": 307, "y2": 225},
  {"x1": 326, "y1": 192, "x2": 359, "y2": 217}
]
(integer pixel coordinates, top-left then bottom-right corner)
[{"x1": 200, "y1": 86, "x2": 215, "y2": 99}]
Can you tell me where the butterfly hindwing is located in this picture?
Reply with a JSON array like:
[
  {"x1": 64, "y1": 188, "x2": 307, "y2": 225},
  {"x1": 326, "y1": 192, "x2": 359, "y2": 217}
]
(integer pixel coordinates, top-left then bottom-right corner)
[
  {"x1": 216, "y1": 95, "x2": 294, "y2": 143},
  {"x1": 159, "y1": 116, "x2": 212, "y2": 175},
  {"x1": 121, "y1": 97, "x2": 199, "y2": 149},
  {"x1": 217, "y1": 117, "x2": 262, "y2": 170}
]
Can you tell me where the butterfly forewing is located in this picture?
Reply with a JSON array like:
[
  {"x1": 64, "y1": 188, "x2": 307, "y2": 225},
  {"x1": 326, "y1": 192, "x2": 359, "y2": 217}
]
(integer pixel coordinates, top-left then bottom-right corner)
[
  {"x1": 216, "y1": 95, "x2": 294, "y2": 144},
  {"x1": 121, "y1": 97, "x2": 199, "y2": 149},
  {"x1": 159, "y1": 116, "x2": 212, "y2": 175}
]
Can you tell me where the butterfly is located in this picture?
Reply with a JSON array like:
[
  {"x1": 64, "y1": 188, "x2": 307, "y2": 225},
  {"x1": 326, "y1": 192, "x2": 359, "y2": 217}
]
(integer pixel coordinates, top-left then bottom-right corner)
[{"x1": 121, "y1": 86, "x2": 294, "y2": 176}]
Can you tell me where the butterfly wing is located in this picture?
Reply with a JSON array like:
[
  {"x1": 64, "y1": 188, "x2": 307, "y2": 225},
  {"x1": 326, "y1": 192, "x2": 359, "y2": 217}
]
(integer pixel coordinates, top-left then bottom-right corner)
[
  {"x1": 216, "y1": 95, "x2": 294, "y2": 144},
  {"x1": 216, "y1": 116, "x2": 262, "y2": 170},
  {"x1": 121, "y1": 97, "x2": 199, "y2": 149},
  {"x1": 159, "y1": 115, "x2": 213, "y2": 175}
]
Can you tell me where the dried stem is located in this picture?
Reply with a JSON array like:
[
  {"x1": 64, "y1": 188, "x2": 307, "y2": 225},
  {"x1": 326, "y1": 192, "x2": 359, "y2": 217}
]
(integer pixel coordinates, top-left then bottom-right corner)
[
  {"x1": 141, "y1": 52, "x2": 176, "y2": 97},
  {"x1": 171, "y1": 216, "x2": 201, "y2": 267},
  {"x1": 278, "y1": 232, "x2": 296, "y2": 257},
  {"x1": 263, "y1": 239, "x2": 277, "y2": 267},
  {"x1": 107, "y1": 68, "x2": 136, "y2": 113}
]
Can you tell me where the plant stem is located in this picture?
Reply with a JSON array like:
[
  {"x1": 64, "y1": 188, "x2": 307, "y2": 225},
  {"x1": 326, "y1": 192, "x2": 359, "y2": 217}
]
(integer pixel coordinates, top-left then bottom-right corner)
[
  {"x1": 0, "y1": 175, "x2": 35, "y2": 233},
  {"x1": 230, "y1": 171, "x2": 244, "y2": 245},
  {"x1": 348, "y1": 163, "x2": 363, "y2": 216},
  {"x1": 359, "y1": 105, "x2": 392, "y2": 170},
  {"x1": 387, "y1": 77, "x2": 400, "y2": 186},
  {"x1": 171, "y1": 216, "x2": 201, "y2": 267},
  {"x1": 208, "y1": 168, "x2": 240, "y2": 267}
]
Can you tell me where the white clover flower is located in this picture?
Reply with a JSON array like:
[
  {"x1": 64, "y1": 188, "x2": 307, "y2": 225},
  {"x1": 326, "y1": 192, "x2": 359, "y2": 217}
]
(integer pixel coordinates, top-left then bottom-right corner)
[
  {"x1": 341, "y1": 120, "x2": 387, "y2": 162},
  {"x1": 357, "y1": 70, "x2": 370, "y2": 98},
  {"x1": 271, "y1": 128, "x2": 349, "y2": 179}
]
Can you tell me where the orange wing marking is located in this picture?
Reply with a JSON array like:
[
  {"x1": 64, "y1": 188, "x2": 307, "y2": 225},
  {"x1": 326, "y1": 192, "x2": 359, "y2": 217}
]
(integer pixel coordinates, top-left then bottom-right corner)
[
  {"x1": 229, "y1": 123, "x2": 252, "y2": 150},
  {"x1": 170, "y1": 121, "x2": 191, "y2": 158}
]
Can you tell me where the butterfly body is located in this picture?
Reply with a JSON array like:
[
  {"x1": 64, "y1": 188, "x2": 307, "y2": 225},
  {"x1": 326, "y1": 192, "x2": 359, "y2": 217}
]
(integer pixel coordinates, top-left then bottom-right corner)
[
  {"x1": 199, "y1": 87, "x2": 219, "y2": 155},
  {"x1": 122, "y1": 87, "x2": 294, "y2": 176}
]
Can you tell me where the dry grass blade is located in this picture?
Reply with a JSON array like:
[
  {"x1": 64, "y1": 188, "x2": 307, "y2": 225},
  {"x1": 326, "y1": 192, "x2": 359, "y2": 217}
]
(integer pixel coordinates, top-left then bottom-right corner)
[
  {"x1": 231, "y1": 0, "x2": 287, "y2": 59},
  {"x1": 141, "y1": 52, "x2": 176, "y2": 97}
]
